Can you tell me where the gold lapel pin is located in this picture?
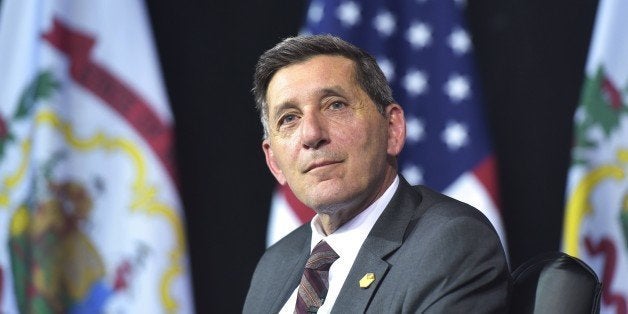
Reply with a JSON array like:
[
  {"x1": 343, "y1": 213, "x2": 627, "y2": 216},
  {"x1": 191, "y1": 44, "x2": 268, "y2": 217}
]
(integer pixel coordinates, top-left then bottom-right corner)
[{"x1": 359, "y1": 273, "x2": 375, "y2": 288}]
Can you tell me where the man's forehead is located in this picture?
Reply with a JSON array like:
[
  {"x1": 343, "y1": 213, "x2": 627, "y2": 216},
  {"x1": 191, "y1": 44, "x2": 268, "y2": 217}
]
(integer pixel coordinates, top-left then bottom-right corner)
[
  {"x1": 276, "y1": 54, "x2": 355, "y2": 77},
  {"x1": 266, "y1": 56, "x2": 357, "y2": 100}
]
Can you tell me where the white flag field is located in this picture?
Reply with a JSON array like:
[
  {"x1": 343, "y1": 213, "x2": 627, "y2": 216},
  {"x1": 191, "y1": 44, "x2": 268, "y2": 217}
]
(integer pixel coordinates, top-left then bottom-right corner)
[
  {"x1": 562, "y1": 0, "x2": 628, "y2": 312},
  {"x1": 0, "y1": 1, "x2": 194, "y2": 313}
]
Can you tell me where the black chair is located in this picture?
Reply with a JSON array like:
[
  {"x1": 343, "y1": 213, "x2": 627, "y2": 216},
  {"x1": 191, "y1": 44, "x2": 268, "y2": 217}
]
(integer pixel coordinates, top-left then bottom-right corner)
[{"x1": 510, "y1": 252, "x2": 602, "y2": 314}]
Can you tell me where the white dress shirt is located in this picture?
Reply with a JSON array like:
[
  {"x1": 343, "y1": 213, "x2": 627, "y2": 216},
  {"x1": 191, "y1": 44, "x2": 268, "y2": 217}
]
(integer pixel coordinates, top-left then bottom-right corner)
[{"x1": 279, "y1": 176, "x2": 400, "y2": 313}]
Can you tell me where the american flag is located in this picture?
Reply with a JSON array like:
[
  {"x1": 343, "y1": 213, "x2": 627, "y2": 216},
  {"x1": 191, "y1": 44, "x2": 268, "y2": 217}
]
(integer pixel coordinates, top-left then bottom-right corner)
[{"x1": 266, "y1": 0, "x2": 506, "y2": 248}]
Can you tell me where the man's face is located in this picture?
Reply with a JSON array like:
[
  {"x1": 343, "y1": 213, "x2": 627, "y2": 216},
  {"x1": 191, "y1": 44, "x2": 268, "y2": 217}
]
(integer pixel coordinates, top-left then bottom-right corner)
[{"x1": 262, "y1": 55, "x2": 405, "y2": 217}]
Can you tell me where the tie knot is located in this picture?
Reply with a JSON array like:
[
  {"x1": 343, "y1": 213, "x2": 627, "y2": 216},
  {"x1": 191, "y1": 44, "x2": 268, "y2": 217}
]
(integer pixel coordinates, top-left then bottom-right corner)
[{"x1": 306, "y1": 240, "x2": 339, "y2": 270}]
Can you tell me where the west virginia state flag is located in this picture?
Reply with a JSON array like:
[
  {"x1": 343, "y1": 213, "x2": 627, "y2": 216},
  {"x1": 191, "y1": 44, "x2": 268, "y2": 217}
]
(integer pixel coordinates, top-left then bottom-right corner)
[
  {"x1": 0, "y1": 1, "x2": 194, "y2": 313},
  {"x1": 562, "y1": 0, "x2": 628, "y2": 312}
]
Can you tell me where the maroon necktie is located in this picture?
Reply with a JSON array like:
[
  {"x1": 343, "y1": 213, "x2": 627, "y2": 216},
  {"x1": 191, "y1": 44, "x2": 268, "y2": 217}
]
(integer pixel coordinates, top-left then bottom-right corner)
[{"x1": 295, "y1": 240, "x2": 339, "y2": 313}]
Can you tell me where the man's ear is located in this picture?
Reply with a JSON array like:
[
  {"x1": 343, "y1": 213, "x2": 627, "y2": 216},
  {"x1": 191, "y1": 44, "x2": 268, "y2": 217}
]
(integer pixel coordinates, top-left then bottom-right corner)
[
  {"x1": 386, "y1": 103, "x2": 406, "y2": 156},
  {"x1": 262, "y1": 139, "x2": 287, "y2": 185}
]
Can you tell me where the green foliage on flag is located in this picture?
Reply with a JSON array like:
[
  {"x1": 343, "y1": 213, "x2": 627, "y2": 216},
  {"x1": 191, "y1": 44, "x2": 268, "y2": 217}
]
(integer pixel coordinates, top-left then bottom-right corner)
[
  {"x1": 16, "y1": 71, "x2": 59, "y2": 120},
  {"x1": 572, "y1": 66, "x2": 628, "y2": 165}
]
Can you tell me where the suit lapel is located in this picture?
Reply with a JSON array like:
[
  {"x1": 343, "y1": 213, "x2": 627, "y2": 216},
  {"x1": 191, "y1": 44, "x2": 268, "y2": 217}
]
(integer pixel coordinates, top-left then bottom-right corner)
[
  {"x1": 331, "y1": 246, "x2": 394, "y2": 313},
  {"x1": 267, "y1": 229, "x2": 311, "y2": 313},
  {"x1": 331, "y1": 178, "x2": 423, "y2": 313}
]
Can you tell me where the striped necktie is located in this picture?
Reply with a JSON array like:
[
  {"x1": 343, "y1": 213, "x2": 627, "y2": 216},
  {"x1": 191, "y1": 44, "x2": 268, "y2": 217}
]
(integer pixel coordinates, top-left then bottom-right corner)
[{"x1": 295, "y1": 240, "x2": 339, "y2": 313}]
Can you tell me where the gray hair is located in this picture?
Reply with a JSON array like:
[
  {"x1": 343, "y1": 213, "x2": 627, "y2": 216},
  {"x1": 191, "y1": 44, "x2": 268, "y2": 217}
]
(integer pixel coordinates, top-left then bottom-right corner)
[{"x1": 252, "y1": 34, "x2": 395, "y2": 138}]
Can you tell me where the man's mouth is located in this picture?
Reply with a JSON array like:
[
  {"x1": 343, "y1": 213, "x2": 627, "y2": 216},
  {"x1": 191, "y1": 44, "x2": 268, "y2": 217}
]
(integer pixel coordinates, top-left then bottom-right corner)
[{"x1": 304, "y1": 160, "x2": 342, "y2": 173}]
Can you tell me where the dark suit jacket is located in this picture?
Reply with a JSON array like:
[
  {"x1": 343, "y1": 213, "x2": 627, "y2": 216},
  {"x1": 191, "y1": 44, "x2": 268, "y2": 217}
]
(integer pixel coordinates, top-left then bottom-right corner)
[{"x1": 244, "y1": 179, "x2": 511, "y2": 313}]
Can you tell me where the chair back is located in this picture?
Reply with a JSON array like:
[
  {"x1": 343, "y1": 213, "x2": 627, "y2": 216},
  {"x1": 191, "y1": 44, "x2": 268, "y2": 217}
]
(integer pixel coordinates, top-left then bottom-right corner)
[{"x1": 510, "y1": 252, "x2": 602, "y2": 314}]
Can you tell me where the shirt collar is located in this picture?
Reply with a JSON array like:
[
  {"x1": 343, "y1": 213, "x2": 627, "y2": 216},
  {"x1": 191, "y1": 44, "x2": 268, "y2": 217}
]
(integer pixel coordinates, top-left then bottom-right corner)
[{"x1": 309, "y1": 176, "x2": 400, "y2": 258}]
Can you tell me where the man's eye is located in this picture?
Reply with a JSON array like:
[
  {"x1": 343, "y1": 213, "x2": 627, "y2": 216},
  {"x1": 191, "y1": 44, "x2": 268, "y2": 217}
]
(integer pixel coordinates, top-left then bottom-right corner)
[
  {"x1": 329, "y1": 101, "x2": 346, "y2": 110},
  {"x1": 279, "y1": 114, "x2": 297, "y2": 125}
]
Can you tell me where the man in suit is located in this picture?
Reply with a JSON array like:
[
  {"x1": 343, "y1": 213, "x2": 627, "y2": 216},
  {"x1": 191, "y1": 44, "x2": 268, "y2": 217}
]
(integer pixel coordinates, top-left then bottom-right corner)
[{"x1": 244, "y1": 35, "x2": 510, "y2": 313}]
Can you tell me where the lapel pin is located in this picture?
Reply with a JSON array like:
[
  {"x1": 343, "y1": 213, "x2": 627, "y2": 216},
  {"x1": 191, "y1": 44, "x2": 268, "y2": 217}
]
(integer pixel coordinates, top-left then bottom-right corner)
[{"x1": 359, "y1": 273, "x2": 375, "y2": 288}]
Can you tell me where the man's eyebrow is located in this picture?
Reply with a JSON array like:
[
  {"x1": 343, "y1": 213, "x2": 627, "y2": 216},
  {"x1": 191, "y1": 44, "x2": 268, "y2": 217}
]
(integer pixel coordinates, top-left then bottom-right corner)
[
  {"x1": 270, "y1": 101, "x2": 298, "y2": 119},
  {"x1": 270, "y1": 85, "x2": 349, "y2": 118},
  {"x1": 320, "y1": 86, "x2": 348, "y2": 98}
]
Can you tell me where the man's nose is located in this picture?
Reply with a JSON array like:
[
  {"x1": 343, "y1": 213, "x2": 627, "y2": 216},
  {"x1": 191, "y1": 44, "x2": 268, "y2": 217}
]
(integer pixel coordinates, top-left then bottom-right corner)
[{"x1": 300, "y1": 112, "x2": 329, "y2": 149}]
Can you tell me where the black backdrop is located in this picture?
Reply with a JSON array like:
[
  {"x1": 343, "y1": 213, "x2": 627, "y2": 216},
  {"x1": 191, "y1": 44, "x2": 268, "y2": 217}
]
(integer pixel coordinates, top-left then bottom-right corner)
[{"x1": 146, "y1": 1, "x2": 598, "y2": 312}]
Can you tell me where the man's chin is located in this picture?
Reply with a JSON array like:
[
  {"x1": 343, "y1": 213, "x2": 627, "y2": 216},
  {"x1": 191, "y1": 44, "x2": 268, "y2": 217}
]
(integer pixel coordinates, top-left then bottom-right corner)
[
  {"x1": 301, "y1": 192, "x2": 356, "y2": 215},
  {"x1": 292, "y1": 178, "x2": 357, "y2": 204}
]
